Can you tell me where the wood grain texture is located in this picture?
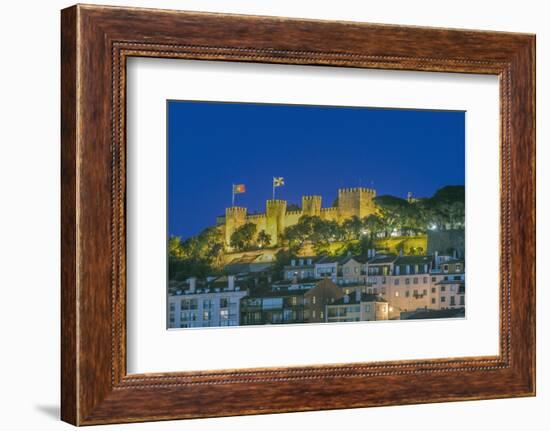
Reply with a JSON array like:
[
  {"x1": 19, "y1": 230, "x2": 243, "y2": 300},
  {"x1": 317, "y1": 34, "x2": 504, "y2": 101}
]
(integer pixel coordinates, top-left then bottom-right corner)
[{"x1": 60, "y1": 4, "x2": 536, "y2": 425}]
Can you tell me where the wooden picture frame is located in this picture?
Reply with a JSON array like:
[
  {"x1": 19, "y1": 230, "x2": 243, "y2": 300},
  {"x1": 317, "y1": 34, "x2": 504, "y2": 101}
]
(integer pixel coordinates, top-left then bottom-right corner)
[{"x1": 61, "y1": 4, "x2": 535, "y2": 425}]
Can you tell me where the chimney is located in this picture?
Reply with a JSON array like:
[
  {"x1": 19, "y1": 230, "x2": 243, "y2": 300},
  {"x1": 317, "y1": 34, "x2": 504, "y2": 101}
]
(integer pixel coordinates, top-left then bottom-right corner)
[
  {"x1": 355, "y1": 289, "x2": 362, "y2": 302},
  {"x1": 187, "y1": 277, "x2": 196, "y2": 293},
  {"x1": 228, "y1": 275, "x2": 235, "y2": 291}
]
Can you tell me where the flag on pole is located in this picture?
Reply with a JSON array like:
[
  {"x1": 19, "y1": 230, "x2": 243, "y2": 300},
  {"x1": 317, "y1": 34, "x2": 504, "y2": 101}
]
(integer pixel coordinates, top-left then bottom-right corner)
[
  {"x1": 233, "y1": 184, "x2": 246, "y2": 194},
  {"x1": 272, "y1": 177, "x2": 284, "y2": 199},
  {"x1": 232, "y1": 183, "x2": 245, "y2": 206},
  {"x1": 273, "y1": 177, "x2": 285, "y2": 187}
]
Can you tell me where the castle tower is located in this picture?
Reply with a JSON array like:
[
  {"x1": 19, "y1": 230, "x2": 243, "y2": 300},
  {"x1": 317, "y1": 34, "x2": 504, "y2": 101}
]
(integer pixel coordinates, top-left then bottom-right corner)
[
  {"x1": 302, "y1": 195, "x2": 322, "y2": 217},
  {"x1": 337, "y1": 187, "x2": 377, "y2": 221},
  {"x1": 225, "y1": 207, "x2": 247, "y2": 246},
  {"x1": 265, "y1": 200, "x2": 287, "y2": 245}
]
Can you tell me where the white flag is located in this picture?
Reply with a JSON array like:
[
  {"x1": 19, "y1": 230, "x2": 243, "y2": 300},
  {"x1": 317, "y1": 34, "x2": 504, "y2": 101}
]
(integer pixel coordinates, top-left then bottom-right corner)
[{"x1": 273, "y1": 177, "x2": 285, "y2": 187}]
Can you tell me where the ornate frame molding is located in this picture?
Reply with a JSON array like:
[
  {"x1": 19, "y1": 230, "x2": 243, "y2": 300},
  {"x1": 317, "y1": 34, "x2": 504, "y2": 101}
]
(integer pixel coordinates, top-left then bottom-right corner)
[{"x1": 61, "y1": 5, "x2": 535, "y2": 425}]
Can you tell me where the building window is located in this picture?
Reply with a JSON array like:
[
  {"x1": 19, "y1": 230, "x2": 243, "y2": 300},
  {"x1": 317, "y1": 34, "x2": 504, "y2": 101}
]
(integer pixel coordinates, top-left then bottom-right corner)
[
  {"x1": 263, "y1": 298, "x2": 283, "y2": 310},
  {"x1": 180, "y1": 299, "x2": 198, "y2": 310},
  {"x1": 405, "y1": 278, "x2": 410, "y2": 285},
  {"x1": 431, "y1": 298, "x2": 436, "y2": 304},
  {"x1": 405, "y1": 290, "x2": 410, "y2": 297},
  {"x1": 169, "y1": 303, "x2": 175, "y2": 312},
  {"x1": 443, "y1": 264, "x2": 449, "y2": 272},
  {"x1": 203, "y1": 310, "x2": 211, "y2": 320},
  {"x1": 423, "y1": 289, "x2": 427, "y2": 296},
  {"x1": 395, "y1": 292, "x2": 399, "y2": 297},
  {"x1": 431, "y1": 276, "x2": 436, "y2": 282},
  {"x1": 312, "y1": 296, "x2": 316, "y2": 304},
  {"x1": 413, "y1": 289, "x2": 419, "y2": 296},
  {"x1": 450, "y1": 296, "x2": 456, "y2": 306},
  {"x1": 440, "y1": 286, "x2": 446, "y2": 292},
  {"x1": 220, "y1": 297, "x2": 229, "y2": 308},
  {"x1": 431, "y1": 287, "x2": 436, "y2": 293},
  {"x1": 460, "y1": 296, "x2": 465, "y2": 305},
  {"x1": 441, "y1": 296, "x2": 446, "y2": 302},
  {"x1": 394, "y1": 279, "x2": 400, "y2": 286},
  {"x1": 423, "y1": 277, "x2": 428, "y2": 284},
  {"x1": 456, "y1": 264, "x2": 462, "y2": 272},
  {"x1": 413, "y1": 277, "x2": 418, "y2": 284},
  {"x1": 365, "y1": 304, "x2": 370, "y2": 312}
]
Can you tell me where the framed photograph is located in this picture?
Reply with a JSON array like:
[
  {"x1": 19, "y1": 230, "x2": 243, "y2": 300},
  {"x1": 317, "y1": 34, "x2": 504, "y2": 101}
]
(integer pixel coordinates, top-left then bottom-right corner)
[{"x1": 61, "y1": 4, "x2": 536, "y2": 425}]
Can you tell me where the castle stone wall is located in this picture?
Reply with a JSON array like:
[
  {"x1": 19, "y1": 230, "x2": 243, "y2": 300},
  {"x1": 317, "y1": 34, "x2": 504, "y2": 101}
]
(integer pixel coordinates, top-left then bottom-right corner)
[
  {"x1": 223, "y1": 188, "x2": 378, "y2": 247},
  {"x1": 266, "y1": 200, "x2": 287, "y2": 245},
  {"x1": 302, "y1": 195, "x2": 322, "y2": 217},
  {"x1": 225, "y1": 207, "x2": 247, "y2": 245}
]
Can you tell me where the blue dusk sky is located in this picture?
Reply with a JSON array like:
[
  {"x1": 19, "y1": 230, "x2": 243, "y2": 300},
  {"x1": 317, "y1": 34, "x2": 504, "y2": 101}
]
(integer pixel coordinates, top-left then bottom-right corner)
[{"x1": 168, "y1": 101, "x2": 465, "y2": 239}]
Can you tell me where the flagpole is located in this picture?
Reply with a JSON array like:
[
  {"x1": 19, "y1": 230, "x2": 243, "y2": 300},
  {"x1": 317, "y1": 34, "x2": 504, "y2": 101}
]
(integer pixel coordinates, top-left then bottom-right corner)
[
  {"x1": 232, "y1": 184, "x2": 235, "y2": 207},
  {"x1": 272, "y1": 177, "x2": 275, "y2": 200}
]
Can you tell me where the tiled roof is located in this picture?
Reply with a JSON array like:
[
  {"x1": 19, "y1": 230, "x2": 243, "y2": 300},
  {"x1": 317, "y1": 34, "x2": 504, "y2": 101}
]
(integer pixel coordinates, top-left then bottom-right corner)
[
  {"x1": 331, "y1": 293, "x2": 387, "y2": 305},
  {"x1": 367, "y1": 254, "x2": 397, "y2": 264},
  {"x1": 393, "y1": 255, "x2": 432, "y2": 266}
]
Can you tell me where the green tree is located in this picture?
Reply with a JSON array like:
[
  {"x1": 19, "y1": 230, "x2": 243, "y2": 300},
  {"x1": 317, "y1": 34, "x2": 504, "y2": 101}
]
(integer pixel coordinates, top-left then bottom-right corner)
[
  {"x1": 257, "y1": 230, "x2": 272, "y2": 248},
  {"x1": 168, "y1": 226, "x2": 225, "y2": 281},
  {"x1": 423, "y1": 185, "x2": 465, "y2": 230},
  {"x1": 374, "y1": 195, "x2": 409, "y2": 236},
  {"x1": 362, "y1": 214, "x2": 384, "y2": 239},
  {"x1": 230, "y1": 222, "x2": 257, "y2": 250},
  {"x1": 342, "y1": 216, "x2": 363, "y2": 240},
  {"x1": 168, "y1": 236, "x2": 184, "y2": 259}
]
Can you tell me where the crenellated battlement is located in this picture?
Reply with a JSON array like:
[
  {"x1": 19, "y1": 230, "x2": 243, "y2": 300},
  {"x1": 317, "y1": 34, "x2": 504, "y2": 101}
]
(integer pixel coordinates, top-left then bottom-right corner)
[
  {"x1": 225, "y1": 206, "x2": 247, "y2": 216},
  {"x1": 302, "y1": 195, "x2": 322, "y2": 217},
  {"x1": 222, "y1": 187, "x2": 378, "y2": 246},
  {"x1": 302, "y1": 195, "x2": 321, "y2": 201},
  {"x1": 338, "y1": 187, "x2": 376, "y2": 196},
  {"x1": 247, "y1": 213, "x2": 266, "y2": 220}
]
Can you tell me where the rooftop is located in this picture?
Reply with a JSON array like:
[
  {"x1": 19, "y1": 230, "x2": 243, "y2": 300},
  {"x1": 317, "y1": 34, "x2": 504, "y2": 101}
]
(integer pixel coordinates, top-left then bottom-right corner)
[{"x1": 331, "y1": 293, "x2": 387, "y2": 305}]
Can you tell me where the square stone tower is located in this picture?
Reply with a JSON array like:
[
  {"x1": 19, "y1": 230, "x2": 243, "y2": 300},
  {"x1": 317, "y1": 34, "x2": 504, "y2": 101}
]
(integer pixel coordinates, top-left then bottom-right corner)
[{"x1": 337, "y1": 187, "x2": 377, "y2": 221}]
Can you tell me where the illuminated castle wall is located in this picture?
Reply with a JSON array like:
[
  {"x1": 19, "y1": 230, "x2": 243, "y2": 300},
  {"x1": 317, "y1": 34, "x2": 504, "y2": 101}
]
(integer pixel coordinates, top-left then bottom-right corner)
[{"x1": 219, "y1": 187, "x2": 377, "y2": 246}]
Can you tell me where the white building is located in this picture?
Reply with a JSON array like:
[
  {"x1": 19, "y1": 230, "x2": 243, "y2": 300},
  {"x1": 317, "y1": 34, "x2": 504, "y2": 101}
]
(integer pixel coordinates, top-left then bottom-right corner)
[
  {"x1": 168, "y1": 275, "x2": 248, "y2": 328},
  {"x1": 314, "y1": 256, "x2": 339, "y2": 281}
]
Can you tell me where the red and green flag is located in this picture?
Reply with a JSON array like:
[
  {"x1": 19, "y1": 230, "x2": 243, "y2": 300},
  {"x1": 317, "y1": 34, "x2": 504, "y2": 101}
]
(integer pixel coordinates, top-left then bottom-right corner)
[{"x1": 233, "y1": 184, "x2": 246, "y2": 194}]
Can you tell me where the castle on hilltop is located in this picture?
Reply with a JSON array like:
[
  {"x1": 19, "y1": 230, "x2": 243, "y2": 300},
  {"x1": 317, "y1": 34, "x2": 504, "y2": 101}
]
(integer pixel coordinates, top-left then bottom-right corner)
[{"x1": 217, "y1": 187, "x2": 377, "y2": 246}]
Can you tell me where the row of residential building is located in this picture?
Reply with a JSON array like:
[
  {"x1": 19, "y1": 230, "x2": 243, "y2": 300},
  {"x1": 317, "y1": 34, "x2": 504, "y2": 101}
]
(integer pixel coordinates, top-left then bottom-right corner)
[{"x1": 168, "y1": 252, "x2": 465, "y2": 328}]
